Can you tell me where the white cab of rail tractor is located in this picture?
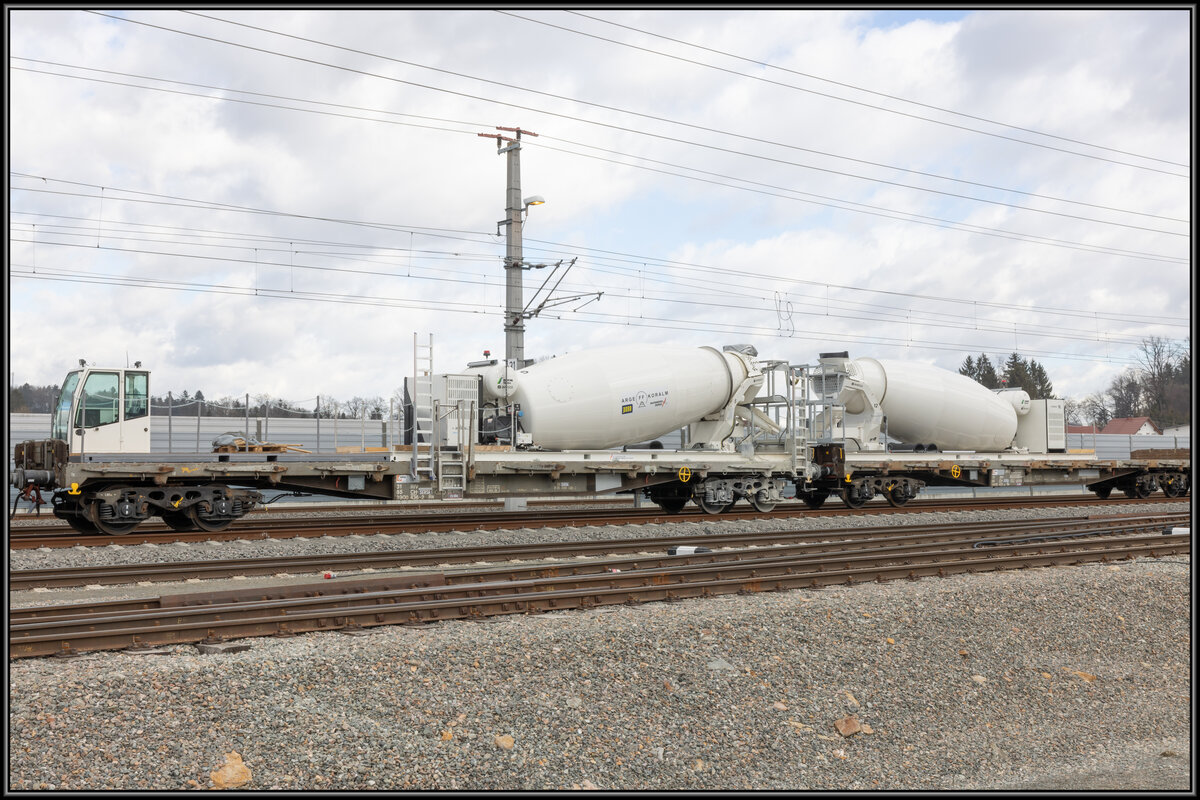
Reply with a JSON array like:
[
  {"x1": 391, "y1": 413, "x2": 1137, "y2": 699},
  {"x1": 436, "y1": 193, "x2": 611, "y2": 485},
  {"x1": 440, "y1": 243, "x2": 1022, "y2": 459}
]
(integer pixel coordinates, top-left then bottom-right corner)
[{"x1": 51, "y1": 364, "x2": 151, "y2": 456}]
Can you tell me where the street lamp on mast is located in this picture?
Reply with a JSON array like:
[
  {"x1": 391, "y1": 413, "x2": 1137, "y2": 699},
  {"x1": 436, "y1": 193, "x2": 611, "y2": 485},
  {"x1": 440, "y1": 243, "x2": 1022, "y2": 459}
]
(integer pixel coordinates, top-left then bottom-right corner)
[{"x1": 478, "y1": 126, "x2": 542, "y2": 367}]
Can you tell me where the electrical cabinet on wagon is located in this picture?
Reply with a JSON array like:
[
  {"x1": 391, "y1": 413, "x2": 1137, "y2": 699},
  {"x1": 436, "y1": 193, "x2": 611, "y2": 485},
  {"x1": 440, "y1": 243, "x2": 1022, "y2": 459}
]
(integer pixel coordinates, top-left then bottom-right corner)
[{"x1": 1014, "y1": 398, "x2": 1067, "y2": 453}]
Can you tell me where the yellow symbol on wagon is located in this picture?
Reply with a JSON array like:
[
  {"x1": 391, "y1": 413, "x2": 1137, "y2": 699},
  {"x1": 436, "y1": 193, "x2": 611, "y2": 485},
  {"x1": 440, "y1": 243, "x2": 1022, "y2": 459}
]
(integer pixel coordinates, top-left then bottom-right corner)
[
  {"x1": 67, "y1": 482, "x2": 81, "y2": 495},
  {"x1": 678, "y1": 467, "x2": 692, "y2": 483},
  {"x1": 950, "y1": 465, "x2": 962, "y2": 479}
]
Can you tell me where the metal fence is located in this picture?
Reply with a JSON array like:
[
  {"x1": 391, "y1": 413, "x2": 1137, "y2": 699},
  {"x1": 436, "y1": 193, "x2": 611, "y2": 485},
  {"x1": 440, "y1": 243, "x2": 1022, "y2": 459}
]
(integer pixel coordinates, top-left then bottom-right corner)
[
  {"x1": 9, "y1": 414, "x2": 1189, "y2": 467},
  {"x1": 9, "y1": 410, "x2": 402, "y2": 458},
  {"x1": 1065, "y1": 433, "x2": 1190, "y2": 459}
]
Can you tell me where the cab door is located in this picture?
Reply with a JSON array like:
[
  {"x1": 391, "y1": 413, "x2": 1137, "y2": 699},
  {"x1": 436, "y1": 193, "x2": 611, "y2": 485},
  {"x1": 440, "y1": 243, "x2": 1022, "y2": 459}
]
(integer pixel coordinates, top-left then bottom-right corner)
[{"x1": 70, "y1": 369, "x2": 151, "y2": 454}]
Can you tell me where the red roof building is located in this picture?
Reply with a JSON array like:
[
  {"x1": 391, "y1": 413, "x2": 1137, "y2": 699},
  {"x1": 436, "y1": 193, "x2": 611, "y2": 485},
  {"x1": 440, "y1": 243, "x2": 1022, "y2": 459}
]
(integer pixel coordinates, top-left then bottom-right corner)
[
  {"x1": 1067, "y1": 424, "x2": 1101, "y2": 434},
  {"x1": 1100, "y1": 417, "x2": 1162, "y2": 436}
]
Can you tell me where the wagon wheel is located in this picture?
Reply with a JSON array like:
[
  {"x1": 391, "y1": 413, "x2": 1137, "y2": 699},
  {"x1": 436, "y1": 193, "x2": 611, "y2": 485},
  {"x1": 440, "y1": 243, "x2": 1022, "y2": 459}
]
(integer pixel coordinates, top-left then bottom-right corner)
[
  {"x1": 653, "y1": 497, "x2": 688, "y2": 514},
  {"x1": 186, "y1": 504, "x2": 234, "y2": 532},
  {"x1": 1092, "y1": 486, "x2": 1113, "y2": 500},
  {"x1": 841, "y1": 488, "x2": 869, "y2": 509},
  {"x1": 648, "y1": 483, "x2": 691, "y2": 514},
  {"x1": 161, "y1": 512, "x2": 200, "y2": 531},
  {"x1": 883, "y1": 485, "x2": 910, "y2": 507},
  {"x1": 87, "y1": 502, "x2": 139, "y2": 536},
  {"x1": 1160, "y1": 478, "x2": 1181, "y2": 498},
  {"x1": 64, "y1": 514, "x2": 101, "y2": 534},
  {"x1": 747, "y1": 491, "x2": 776, "y2": 513},
  {"x1": 694, "y1": 495, "x2": 732, "y2": 515},
  {"x1": 800, "y1": 492, "x2": 828, "y2": 510},
  {"x1": 1124, "y1": 482, "x2": 1153, "y2": 500}
]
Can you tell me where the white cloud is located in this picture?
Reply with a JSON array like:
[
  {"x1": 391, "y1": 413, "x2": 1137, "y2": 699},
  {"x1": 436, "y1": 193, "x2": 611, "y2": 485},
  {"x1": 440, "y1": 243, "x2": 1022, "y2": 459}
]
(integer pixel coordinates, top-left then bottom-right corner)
[{"x1": 8, "y1": 8, "x2": 1191, "y2": 408}]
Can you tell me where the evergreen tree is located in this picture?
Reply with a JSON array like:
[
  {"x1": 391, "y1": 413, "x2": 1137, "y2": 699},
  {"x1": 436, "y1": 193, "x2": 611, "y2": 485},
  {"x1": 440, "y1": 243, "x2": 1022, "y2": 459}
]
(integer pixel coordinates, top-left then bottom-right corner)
[
  {"x1": 9, "y1": 387, "x2": 31, "y2": 413},
  {"x1": 1029, "y1": 360, "x2": 1055, "y2": 399},
  {"x1": 975, "y1": 354, "x2": 1000, "y2": 389},
  {"x1": 1003, "y1": 352, "x2": 1034, "y2": 396},
  {"x1": 958, "y1": 355, "x2": 976, "y2": 382}
]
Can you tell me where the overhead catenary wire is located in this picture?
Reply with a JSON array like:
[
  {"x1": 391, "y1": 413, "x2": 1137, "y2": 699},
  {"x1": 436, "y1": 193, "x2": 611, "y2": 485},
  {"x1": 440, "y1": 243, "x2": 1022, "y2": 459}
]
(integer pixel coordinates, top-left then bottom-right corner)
[
  {"x1": 8, "y1": 102, "x2": 1190, "y2": 265},
  {"x1": 14, "y1": 56, "x2": 1188, "y2": 229},
  {"x1": 73, "y1": 10, "x2": 1191, "y2": 231},
  {"x1": 11, "y1": 209, "x2": 1187, "y2": 352},
  {"x1": 10, "y1": 173, "x2": 1190, "y2": 331},
  {"x1": 9, "y1": 12, "x2": 1189, "y2": 378},
  {"x1": 9, "y1": 231, "x2": 1182, "y2": 353},
  {"x1": 10, "y1": 172, "x2": 1191, "y2": 360},
  {"x1": 555, "y1": 10, "x2": 1190, "y2": 170},
  {"x1": 8, "y1": 267, "x2": 1149, "y2": 368}
]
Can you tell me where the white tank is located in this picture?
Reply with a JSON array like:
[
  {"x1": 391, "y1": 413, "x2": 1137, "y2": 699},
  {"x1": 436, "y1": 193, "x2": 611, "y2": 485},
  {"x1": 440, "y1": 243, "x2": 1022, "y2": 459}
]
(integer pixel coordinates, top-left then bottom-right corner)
[
  {"x1": 850, "y1": 357, "x2": 1024, "y2": 451},
  {"x1": 470, "y1": 345, "x2": 755, "y2": 449}
]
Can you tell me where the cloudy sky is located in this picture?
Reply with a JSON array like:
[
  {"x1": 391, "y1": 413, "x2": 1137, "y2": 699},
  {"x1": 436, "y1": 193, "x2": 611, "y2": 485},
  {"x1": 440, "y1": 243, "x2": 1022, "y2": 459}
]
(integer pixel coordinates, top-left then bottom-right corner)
[{"x1": 7, "y1": 7, "x2": 1192, "y2": 411}]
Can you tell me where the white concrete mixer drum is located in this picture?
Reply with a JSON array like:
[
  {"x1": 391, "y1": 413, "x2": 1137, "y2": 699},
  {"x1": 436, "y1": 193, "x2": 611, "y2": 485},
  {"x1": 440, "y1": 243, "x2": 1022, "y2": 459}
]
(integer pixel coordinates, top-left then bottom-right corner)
[
  {"x1": 501, "y1": 345, "x2": 758, "y2": 450},
  {"x1": 854, "y1": 358, "x2": 1021, "y2": 451}
]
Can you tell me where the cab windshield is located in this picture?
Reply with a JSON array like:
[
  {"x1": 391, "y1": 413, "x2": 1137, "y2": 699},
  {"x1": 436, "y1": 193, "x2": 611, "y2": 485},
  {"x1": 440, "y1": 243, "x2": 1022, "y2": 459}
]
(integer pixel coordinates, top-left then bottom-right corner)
[{"x1": 51, "y1": 371, "x2": 82, "y2": 441}]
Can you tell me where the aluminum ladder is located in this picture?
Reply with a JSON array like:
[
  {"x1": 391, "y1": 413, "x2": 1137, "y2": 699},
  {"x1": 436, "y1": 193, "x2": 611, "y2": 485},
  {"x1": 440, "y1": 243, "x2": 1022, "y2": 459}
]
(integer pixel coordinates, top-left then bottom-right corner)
[
  {"x1": 437, "y1": 448, "x2": 466, "y2": 497},
  {"x1": 411, "y1": 333, "x2": 436, "y2": 482}
]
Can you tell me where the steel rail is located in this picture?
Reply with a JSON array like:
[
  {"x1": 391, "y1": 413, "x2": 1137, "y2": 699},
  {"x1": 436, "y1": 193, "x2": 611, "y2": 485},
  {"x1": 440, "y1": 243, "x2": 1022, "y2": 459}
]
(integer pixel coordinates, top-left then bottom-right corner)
[
  {"x1": 13, "y1": 516, "x2": 1188, "y2": 620},
  {"x1": 9, "y1": 512, "x2": 1189, "y2": 591},
  {"x1": 7, "y1": 494, "x2": 1184, "y2": 549},
  {"x1": 10, "y1": 528, "x2": 1189, "y2": 658}
]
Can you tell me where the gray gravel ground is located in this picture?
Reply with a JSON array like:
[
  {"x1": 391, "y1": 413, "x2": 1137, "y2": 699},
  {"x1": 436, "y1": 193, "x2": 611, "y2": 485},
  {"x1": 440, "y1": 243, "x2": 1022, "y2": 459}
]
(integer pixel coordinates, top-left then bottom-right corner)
[{"x1": 7, "y1": 501, "x2": 1193, "y2": 791}]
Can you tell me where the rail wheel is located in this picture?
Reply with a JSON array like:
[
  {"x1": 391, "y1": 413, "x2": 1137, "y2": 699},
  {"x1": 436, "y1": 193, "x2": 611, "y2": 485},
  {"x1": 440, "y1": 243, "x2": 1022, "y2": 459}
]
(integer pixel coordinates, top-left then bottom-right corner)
[
  {"x1": 884, "y1": 485, "x2": 910, "y2": 507},
  {"x1": 1123, "y1": 483, "x2": 1153, "y2": 500},
  {"x1": 186, "y1": 504, "x2": 235, "y2": 533},
  {"x1": 747, "y1": 492, "x2": 776, "y2": 513},
  {"x1": 1161, "y1": 477, "x2": 1183, "y2": 498},
  {"x1": 695, "y1": 495, "x2": 732, "y2": 515},
  {"x1": 800, "y1": 492, "x2": 828, "y2": 510},
  {"x1": 161, "y1": 512, "x2": 200, "y2": 532},
  {"x1": 87, "y1": 502, "x2": 140, "y2": 536},
  {"x1": 841, "y1": 488, "x2": 869, "y2": 509},
  {"x1": 657, "y1": 499, "x2": 688, "y2": 514},
  {"x1": 1092, "y1": 486, "x2": 1113, "y2": 500},
  {"x1": 64, "y1": 514, "x2": 100, "y2": 534},
  {"x1": 647, "y1": 482, "x2": 691, "y2": 514}
]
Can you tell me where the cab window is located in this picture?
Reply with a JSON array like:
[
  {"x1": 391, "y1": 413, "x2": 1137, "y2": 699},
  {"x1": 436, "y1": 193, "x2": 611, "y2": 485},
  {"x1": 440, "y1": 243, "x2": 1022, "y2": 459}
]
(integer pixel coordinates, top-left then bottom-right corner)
[
  {"x1": 75, "y1": 372, "x2": 120, "y2": 428},
  {"x1": 125, "y1": 371, "x2": 149, "y2": 420}
]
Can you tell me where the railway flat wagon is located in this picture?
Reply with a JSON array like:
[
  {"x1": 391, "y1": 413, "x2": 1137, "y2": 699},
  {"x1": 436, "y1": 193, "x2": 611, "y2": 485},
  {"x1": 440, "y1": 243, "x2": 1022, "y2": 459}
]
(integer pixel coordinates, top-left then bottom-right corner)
[{"x1": 11, "y1": 347, "x2": 1190, "y2": 534}]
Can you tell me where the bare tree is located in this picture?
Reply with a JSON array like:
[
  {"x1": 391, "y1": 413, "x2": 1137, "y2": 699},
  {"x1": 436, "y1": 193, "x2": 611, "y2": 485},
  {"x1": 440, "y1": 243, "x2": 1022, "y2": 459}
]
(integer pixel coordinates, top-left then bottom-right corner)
[
  {"x1": 1106, "y1": 369, "x2": 1143, "y2": 419},
  {"x1": 366, "y1": 396, "x2": 387, "y2": 421},
  {"x1": 1135, "y1": 336, "x2": 1181, "y2": 424},
  {"x1": 319, "y1": 397, "x2": 342, "y2": 419},
  {"x1": 1079, "y1": 393, "x2": 1112, "y2": 429},
  {"x1": 1062, "y1": 396, "x2": 1082, "y2": 425},
  {"x1": 343, "y1": 396, "x2": 369, "y2": 420}
]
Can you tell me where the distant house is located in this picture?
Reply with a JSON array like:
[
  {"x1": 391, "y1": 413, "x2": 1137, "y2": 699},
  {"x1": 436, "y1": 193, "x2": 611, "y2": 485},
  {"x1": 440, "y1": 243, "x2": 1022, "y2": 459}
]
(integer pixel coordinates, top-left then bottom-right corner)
[
  {"x1": 1067, "y1": 424, "x2": 1101, "y2": 435},
  {"x1": 1162, "y1": 425, "x2": 1190, "y2": 438},
  {"x1": 1100, "y1": 417, "x2": 1163, "y2": 436}
]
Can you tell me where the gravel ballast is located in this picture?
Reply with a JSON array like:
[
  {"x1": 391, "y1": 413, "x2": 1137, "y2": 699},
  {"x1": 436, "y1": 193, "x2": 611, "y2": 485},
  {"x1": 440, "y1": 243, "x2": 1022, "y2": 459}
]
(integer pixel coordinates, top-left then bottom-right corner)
[{"x1": 7, "y1": 502, "x2": 1193, "y2": 791}]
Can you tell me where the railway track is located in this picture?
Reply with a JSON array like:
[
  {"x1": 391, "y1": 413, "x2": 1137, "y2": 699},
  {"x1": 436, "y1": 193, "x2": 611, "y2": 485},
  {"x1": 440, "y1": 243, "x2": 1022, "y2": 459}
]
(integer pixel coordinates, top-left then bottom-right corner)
[
  {"x1": 7, "y1": 494, "x2": 1185, "y2": 549},
  {"x1": 10, "y1": 512, "x2": 1189, "y2": 659},
  {"x1": 10, "y1": 512, "x2": 1190, "y2": 590}
]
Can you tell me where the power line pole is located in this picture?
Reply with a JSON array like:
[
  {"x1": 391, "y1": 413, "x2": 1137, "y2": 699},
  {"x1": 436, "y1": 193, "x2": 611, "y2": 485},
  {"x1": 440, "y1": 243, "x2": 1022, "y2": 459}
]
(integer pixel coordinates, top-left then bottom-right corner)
[{"x1": 479, "y1": 126, "x2": 540, "y2": 367}]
